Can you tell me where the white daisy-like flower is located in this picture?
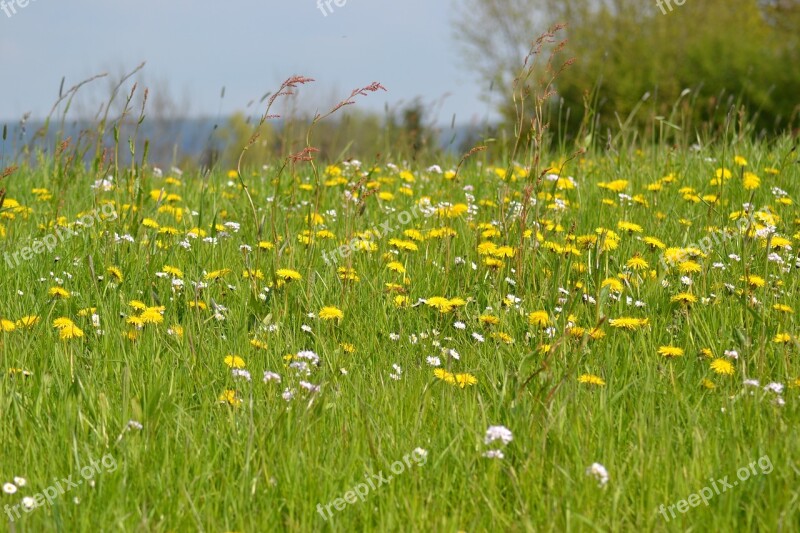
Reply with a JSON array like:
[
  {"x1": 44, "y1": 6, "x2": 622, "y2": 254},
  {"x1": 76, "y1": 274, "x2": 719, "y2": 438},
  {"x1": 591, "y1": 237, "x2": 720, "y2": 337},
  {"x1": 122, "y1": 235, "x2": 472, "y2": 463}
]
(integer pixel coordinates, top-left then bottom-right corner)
[
  {"x1": 301, "y1": 324, "x2": 312, "y2": 333},
  {"x1": 586, "y1": 462, "x2": 609, "y2": 487},
  {"x1": 454, "y1": 321, "x2": 466, "y2": 330},
  {"x1": 482, "y1": 449, "x2": 505, "y2": 459},
  {"x1": 471, "y1": 332, "x2": 485, "y2": 342},
  {"x1": 389, "y1": 333, "x2": 400, "y2": 341},
  {"x1": 484, "y1": 425, "x2": 513, "y2": 446},
  {"x1": 2, "y1": 483, "x2": 17, "y2": 494},
  {"x1": 12, "y1": 477, "x2": 25, "y2": 487},
  {"x1": 426, "y1": 356, "x2": 441, "y2": 367},
  {"x1": 22, "y1": 496, "x2": 36, "y2": 510}
]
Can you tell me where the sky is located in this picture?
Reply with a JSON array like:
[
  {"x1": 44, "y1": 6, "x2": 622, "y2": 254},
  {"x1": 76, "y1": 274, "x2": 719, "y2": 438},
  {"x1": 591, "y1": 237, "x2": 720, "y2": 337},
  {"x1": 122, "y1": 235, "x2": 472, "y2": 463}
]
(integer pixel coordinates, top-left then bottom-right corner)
[{"x1": 0, "y1": 0, "x2": 497, "y2": 126}]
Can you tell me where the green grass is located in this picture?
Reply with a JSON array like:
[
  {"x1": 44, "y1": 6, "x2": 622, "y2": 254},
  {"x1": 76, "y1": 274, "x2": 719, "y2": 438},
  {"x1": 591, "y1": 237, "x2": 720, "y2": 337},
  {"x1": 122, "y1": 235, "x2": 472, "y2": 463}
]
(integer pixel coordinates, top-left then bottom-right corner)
[{"x1": 1, "y1": 137, "x2": 799, "y2": 532}]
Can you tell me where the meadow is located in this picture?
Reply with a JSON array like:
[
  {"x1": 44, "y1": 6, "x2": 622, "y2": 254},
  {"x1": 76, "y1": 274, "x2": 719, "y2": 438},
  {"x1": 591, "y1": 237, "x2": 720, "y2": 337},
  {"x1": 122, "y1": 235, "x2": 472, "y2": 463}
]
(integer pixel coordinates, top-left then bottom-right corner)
[{"x1": 1, "y1": 132, "x2": 799, "y2": 532}]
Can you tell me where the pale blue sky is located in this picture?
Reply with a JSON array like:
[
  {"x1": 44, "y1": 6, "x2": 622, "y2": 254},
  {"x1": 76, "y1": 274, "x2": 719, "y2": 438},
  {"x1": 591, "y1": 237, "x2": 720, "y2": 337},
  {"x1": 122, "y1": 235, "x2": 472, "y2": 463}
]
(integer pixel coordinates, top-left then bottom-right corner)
[{"x1": 0, "y1": 0, "x2": 496, "y2": 125}]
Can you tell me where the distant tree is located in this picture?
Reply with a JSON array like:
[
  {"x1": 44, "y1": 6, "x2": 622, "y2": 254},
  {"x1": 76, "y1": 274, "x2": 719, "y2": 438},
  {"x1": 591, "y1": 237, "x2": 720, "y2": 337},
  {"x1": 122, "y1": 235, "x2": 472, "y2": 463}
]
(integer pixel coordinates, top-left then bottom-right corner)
[{"x1": 455, "y1": 0, "x2": 800, "y2": 136}]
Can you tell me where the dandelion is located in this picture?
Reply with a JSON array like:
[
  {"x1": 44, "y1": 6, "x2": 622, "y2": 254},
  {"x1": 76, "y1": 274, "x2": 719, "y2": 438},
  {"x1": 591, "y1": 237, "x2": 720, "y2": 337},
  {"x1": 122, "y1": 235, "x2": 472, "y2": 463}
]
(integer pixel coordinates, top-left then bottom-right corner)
[
  {"x1": 609, "y1": 317, "x2": 649, "y2": 330},
  {"x1": 218, "y1": 390, "x2": 241, "y2": 407},
  {"x1": 48, "y1": 286, "x2": 70, "y2": 299},
  {"x1": 224, "y1": 355, "x2": 246, "y2": 369},
  {"x1": 710, "y1": 358, "x2": 734, "y2": 375},
  {"x1": 276, "y1": 269, "x2": 302, "y2": 282},
  {"x1": 578, "y1": 374, "x2": 606, "y2": 386},
  {"x1": 658, "y1": 346, "x2": 684, "y2": 358},
  {"x1": 528, "y1": 310, "x2": 550, "y2": 327},
  {"x1": 319, "y1": 306, "x2": 344, "y2": 321}
]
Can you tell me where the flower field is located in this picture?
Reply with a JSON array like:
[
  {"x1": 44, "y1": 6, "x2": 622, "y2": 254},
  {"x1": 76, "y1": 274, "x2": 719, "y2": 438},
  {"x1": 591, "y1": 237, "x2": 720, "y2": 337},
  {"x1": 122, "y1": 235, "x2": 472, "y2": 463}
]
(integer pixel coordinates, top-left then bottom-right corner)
[{"x1": 2, "y1": 140, "x2": 799, "y2": 531}]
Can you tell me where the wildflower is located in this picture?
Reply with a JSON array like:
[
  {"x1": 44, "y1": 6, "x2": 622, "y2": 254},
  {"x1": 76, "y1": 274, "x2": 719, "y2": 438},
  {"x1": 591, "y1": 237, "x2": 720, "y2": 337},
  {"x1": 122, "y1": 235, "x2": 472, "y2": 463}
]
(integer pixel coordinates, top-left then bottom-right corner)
[
  {"x1": 484, "y1": 425, "x2": 513, "y2": 446},
  {"x1": 608, "y1": 317, "x2": 649, "y2": 330},
  {"x1": 218, "y1": 390, "x2": 241, "y2": 407},
  {"x1": 224, "y1": 355, "x2": 246, "y2": 369},
  {"x1": 671, "y1": 292, "x2": 698, "y2": 305},
  {"x1": 48, "y1": 287, "x2": 70, "y2": 299},
  {"x1": 586, "y1": 463, "x2": 609, "y2": 487},
  {"x1": 319, "y1": 306, "x2": 344, "y2": 321},
  {"x1": 710, "y1": 358, "x2": 734, "y2": 375},
  {"x1": 578, "y1": 374, "x2": 606, "y2": 386},
  {"x1": 741, "y1": 275, "x2": 766, "y2": 288},
  {"x1": 657, "y1": 346, "x2": 684, "y2": 358},
  {"x1": 454, "y1": 373, "x2": 478, "y2": 388},
  {"x1": 263, "y1": 371, "x2": 281, "y2": 383},
  {"x1": 528, "y1": 310, "x2": 550, "y2": 327},
  {"x1": 482, "y1": 449, "x2": 505, "y2": 459},
  {"x1": 3, "y1": 483, "x2": 17, "y2": 494},
  {"x1": 276, "y1": 269, "x2": 302, "y2": 281},
  {"x1": 106, "y1": 266, "x2": 123, "y2": 282}
]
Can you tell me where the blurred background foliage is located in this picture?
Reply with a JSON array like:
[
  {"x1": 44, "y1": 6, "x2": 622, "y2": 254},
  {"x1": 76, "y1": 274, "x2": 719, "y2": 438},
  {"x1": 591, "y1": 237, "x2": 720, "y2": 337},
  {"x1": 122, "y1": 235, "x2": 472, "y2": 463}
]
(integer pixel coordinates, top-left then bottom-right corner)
[{"x1": 455, "y1": 0, "x2": 800, "y2": 141}]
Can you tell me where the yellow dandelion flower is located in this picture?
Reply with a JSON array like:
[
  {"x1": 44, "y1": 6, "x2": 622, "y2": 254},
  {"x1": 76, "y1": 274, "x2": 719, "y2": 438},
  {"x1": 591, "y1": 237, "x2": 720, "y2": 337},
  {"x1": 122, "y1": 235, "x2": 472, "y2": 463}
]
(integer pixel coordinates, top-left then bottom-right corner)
[
  {"x1": 773, "y1": 333, "x2": 793, "y2": 344},
  {"x1": 15, "y1": 315, "x2": 40, "y2": 328},
  {"x1": 205, "y1": 268, "x2": 232, "y2": 281},
  {"x1": 106, "y1": 266, "x2": 123, "y2": 282},
  {"x1": 609, "y1": 317, "x2": 649, "y2": 330},
  {"x1": 276, "y1": 269, "x2": 302, "y2": 282},
  {"x1": 224, "y1": 355, "x2": 246, "y2": 369},
  {"x1": 657, "y1": 346, "x2": 684, "y2": 358},
  {"x1": 387, "y1": 261, "x2": 406, "y2": 274},
  {"x1": 218, "y1": 390, "x2": 242, "y2": 407},
  {"x1": 454, "y1": 373, "x2": 478, "y2": 388},
  {"x1": 319, "y1": 306, "x2": 344, "y2": 321},
  {"x1": 48, "y1": 287, "x2": 70, "y2": 299},
  {"x1": 741, "y1": 275, "x2": 765, "y2": 288},
  {"x1": 701, "y1": 379, "x2": 716, "y2": 390},
  {"x1": 578, "y1": 374, "x2": 606, "y2": 386},
  {"x1": 710, "y1": 358, "x2": 734, "y2": 375},
  {"x1": 0, "y1": 319, "x2": 16, "y2": 332},
  {"x1": 528, "y1": 310, "x2": 550, "y2": 327},
  {"x1": 671, "y1": 292, "x2": 698, "y2": 305}
]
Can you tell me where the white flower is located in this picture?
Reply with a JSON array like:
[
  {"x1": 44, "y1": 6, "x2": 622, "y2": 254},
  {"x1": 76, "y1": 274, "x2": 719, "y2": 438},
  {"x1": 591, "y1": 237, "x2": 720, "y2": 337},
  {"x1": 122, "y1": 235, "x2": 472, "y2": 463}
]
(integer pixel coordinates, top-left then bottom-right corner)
[
  {"x1": 301, "y1": 324, "x2": 312, "y2": 333},
  {"x1": 680, "y1": 276, "x2": 693, "y2": 286},
  {"x1": 232, "y1": 369, "x2": 252, "y2": 381},
  {"x1": 426, "y1": 356, "x2": 441, "y2": 367},
  {"x1": 471, "y1": 332, "x2": 485, "y2": 342},
  {"x1": 282, "y1": 388, "x2": 295, "y2": 401},
  {"x1": 389, "y1": 333, "x2": 400, "y2": 341},
  {"x1": 21, "y1": 496, "x2": 36, "y2": 510},
  {"x1": 263, "y1": 371, "x2": 281, "y2": 383},
  {"x1": 724, "y1": 350, "x2": 739, "y2": 360},
  {"x1": 2, "y1": 483, "x2": 16, "y2": 494},
  {"x1": 482, "y1": 449, "x2": 505, "y2": 459},
  {"x1": 390, "y1": 364, "x2": 402, "y2": 381},
  {"x1": 12, "y1": 477, "x2": 25, "y2": 487},
  {"x1": 743, "y1": 379, "x2": 760, "y2": 387},
  {"x1": 764, "y1": 382, "x2": 784, "y2": 394},
  {"x1": 299, "y1": 381, "x2": 321, "y2": 393},
  {"x1": 586, "y1": 463, "x2": 609, "y2": 487},
  {"x1": 484, "y1": 425, "x2": 513, "y2": 446},
  {"x1": 454, "y1": 321, "x2": 466, "y2": 330},
  {"x1": 126, "y1": 420, "x2": 143, "y2": 431},
  {"x1": 413, "y1": 447, "x2": 429, "y2": 460},
  {"x1": 729, "y1": 254, "x2": 741, "y2": 262}
]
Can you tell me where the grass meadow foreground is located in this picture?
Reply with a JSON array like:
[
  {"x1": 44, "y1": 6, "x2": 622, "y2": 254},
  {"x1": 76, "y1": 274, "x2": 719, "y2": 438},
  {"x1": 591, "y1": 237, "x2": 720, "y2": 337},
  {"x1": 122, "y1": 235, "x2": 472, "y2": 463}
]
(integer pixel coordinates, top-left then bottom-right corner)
[{"x1": 1, "y1": 139, "x2": 800, "y2": 532}]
